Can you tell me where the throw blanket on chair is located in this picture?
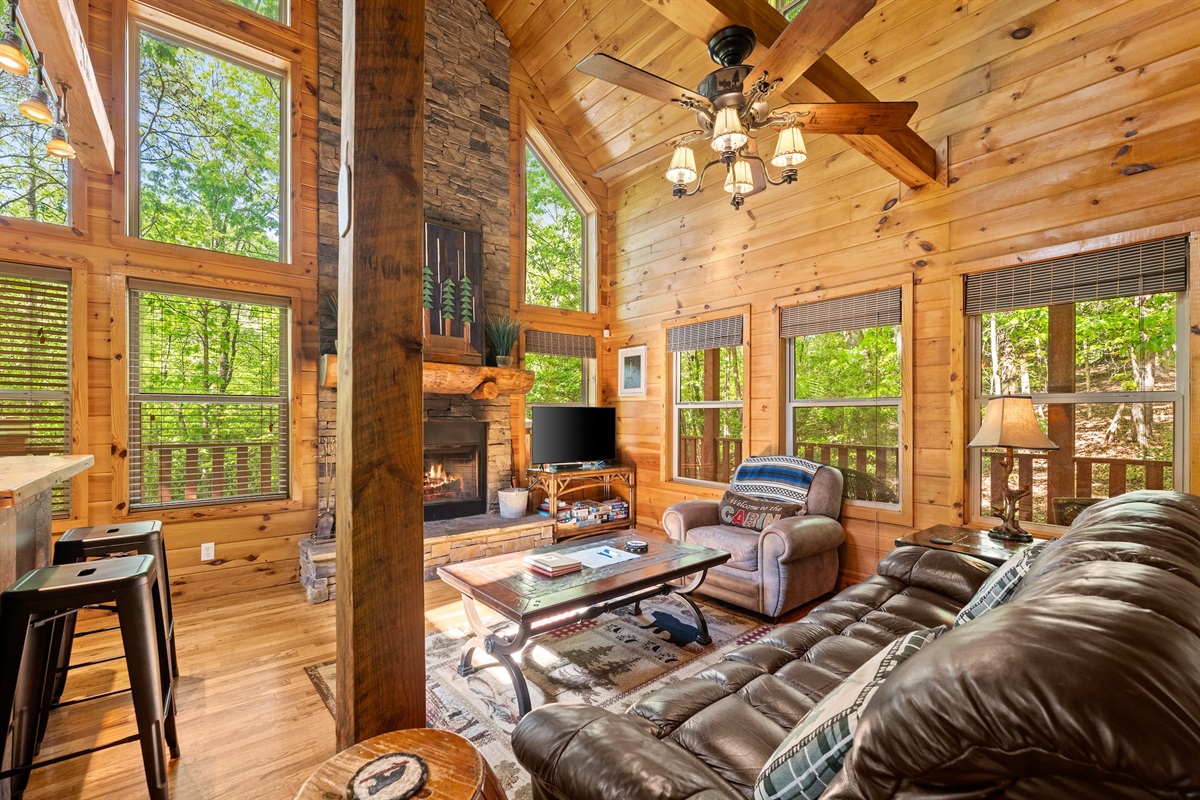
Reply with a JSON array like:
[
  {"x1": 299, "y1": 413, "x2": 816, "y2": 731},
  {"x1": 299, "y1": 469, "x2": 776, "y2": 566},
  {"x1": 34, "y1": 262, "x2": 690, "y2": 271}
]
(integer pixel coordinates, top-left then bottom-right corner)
[{"x1": 731, "y1": 456, "x2": 823, "y2": 505}]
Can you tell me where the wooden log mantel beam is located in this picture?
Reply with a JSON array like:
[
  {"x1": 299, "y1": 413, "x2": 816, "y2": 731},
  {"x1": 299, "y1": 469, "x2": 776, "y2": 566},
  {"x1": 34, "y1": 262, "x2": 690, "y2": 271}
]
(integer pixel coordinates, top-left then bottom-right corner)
[
  {"x1": 636, "y1": 0, "x2": 941, "y2": 188},
  {"x1": 19, "y1": 0, "x2": 116, "y2": 174}
]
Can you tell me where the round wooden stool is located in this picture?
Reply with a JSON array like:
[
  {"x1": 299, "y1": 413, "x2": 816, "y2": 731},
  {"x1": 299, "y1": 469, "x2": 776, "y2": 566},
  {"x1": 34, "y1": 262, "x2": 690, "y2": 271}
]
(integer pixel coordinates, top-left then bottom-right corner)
[{"x1": 294, "y1": 729, "x2": 507, "y2": 800}]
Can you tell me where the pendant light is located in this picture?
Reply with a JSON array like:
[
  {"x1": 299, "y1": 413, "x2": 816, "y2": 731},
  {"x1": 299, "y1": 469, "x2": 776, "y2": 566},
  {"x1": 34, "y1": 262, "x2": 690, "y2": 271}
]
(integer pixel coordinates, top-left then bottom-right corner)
[
  {"x1": 46, "y1": 84, "x2": 75, "y2": 159},
  {"x1": 772, "y1": 126, "x2": 807, "y2": 167},
  {"x1": 0, "y1": 0, "x2": 28, "y2": 76},
  {"x1": 19, "y1": 60, "x2": 54, "y2": 125}
]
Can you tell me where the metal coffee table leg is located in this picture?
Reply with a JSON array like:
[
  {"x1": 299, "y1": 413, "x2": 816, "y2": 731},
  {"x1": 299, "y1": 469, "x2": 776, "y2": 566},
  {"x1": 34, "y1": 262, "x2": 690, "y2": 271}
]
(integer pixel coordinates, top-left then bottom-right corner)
[
  {"x1": 457, "y1": 594, "x2": 534, "y2": 718},
  {"x1": 667, "y1": 569, "x2": 712, "y2": 645}
]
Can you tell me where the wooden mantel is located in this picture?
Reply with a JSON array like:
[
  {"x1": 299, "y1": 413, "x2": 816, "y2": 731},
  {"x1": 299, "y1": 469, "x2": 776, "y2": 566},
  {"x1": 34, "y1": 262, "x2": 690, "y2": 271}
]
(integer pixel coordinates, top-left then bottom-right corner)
[{"x1": 321, "y1": 355, "x2": 534, "y2": 399}]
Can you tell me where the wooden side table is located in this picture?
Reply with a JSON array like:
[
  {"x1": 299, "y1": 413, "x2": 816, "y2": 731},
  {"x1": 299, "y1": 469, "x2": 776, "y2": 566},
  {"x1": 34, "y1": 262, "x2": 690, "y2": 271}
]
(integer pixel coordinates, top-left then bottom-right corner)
[
  {"x1": 894, "y1": 524, "x2": 1037, "y2": 567},
  {"x1": 295, "y1": 729, "x2": 507, "y2": 800}
]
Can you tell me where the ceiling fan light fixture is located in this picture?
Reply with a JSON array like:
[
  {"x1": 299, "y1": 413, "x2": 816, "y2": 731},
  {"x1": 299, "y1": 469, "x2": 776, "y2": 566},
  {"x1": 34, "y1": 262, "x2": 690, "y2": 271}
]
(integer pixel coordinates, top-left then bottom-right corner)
[
  {"x1": 723, "y1": 160, "x2": 754, "y2": 195},
  {"x1": 711, "y1": 106, "x2": 748, "y2": 152},
  {"x1": 772, "y1": 126, "x2": 807, "y2": 167},
  {"x1": 0, "y1": 28, "x2": 28, "y2": 75},
  {"x1": 666, "y1": 145, "x2": 697, "y2": 184}
]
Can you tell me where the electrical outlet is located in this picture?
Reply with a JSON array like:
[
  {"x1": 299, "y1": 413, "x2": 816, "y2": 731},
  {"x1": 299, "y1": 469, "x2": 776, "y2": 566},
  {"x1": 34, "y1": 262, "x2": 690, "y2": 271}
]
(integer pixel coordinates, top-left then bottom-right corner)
[{"x1": 201, "y1": 542, "x2": 215, "y2": 561}]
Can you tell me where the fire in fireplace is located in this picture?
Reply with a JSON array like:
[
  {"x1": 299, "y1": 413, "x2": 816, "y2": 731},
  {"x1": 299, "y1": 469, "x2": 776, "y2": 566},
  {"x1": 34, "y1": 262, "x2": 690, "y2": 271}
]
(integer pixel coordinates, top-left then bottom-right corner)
[{"x1": 423, "y1": 420, "x2": 487, "y2": 521}]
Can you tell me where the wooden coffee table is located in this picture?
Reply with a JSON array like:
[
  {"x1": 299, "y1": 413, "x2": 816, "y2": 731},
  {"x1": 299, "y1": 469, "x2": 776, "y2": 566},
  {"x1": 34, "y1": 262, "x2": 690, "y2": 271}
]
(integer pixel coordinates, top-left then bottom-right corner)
[{"x1": 436, "y1": 531, "x2": 730, "y2": 718}]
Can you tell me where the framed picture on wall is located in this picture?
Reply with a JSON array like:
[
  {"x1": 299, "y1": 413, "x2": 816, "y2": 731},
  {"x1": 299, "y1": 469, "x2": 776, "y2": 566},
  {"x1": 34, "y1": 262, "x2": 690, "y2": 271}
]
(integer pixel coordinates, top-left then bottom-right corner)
[{"x1": 618, "y1": 345, "x2": 647, "y2": 397}]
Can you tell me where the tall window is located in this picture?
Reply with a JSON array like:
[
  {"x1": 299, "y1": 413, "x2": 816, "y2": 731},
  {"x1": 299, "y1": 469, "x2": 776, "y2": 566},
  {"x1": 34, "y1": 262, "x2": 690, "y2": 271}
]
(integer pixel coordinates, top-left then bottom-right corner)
[
  {"x1": 224, "y1": 0, "x2": 284, "y2": 22},
  {"x1": 128, "y1": 283, "x2": 289, "y2": 509},
  {"x1": 669, "y1": 315, "x2": 745, "y2": 483},
  {"x1": 0, "y1": 265, "x2": 71, "y2": 515},
  {"x1": 0, "y1": 0, "x2": 69, "y2": 226},
  {"x1": 136, "y1": 30, "x2": 285, "y2": 261},
  {"x1": 524, "y1": 144, "x2": 586, "y2": 312},
  {"x1": 784, "y1": 289, "x2": 902, "y2": 505},
  {"x1": 524, "y1": 330, "x2": 593, "y2": 419},
  {"x1": 968, "y1": 237, "x2": 1187, "y2": 526}
]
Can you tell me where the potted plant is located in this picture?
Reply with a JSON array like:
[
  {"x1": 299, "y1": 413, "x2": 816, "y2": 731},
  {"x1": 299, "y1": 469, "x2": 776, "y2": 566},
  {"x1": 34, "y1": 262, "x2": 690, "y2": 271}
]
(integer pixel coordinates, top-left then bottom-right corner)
[{"x1": 485, "y1": 313, "x2": 522, "y2": 368}]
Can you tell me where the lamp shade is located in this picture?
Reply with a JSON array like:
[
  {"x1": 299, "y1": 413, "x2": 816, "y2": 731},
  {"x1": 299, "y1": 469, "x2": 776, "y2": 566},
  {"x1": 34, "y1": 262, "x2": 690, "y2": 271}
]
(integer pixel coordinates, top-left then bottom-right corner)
[
  {"x1": 19, "y1": 86, "x2": 54, "y2": 125},
  {"x1": 46, "y1": 125, "x2": 76, "y2": 159},
  {"x1": 772, "y1": 126, "x2": 807, "y2": 167},
  {"x1": 0, "y1": 29, "x2": 28, "y2": 75},
  {"x1": 665, "y1": 145, "x2": 697, "y2": 184},
  {"x1": 968, "y1": 395, "x2": 1059, "y2": 451},
  {"x1": 711, "y1": 106, "x2": 748, "y2": 152},
  {"x1": 723, "y1": 160, "x2": 753, "y2": 194}
]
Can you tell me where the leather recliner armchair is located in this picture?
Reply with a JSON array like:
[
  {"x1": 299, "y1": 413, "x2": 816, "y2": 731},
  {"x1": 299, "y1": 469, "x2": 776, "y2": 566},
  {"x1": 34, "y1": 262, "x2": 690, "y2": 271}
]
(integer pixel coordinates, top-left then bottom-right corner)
[{"x1": 662, "y1": 456, "x2": 845, "y2": 618}]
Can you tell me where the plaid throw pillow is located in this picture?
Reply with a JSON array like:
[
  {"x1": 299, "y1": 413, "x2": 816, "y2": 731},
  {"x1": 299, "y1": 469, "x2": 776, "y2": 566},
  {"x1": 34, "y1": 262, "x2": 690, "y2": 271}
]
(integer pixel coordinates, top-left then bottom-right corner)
[
  {"x1": 754, "y1": 626, "x2": 945, "y2": 800},
  {"x1": 954, "y1": 540, "x2": 1049, "y2": 625}
]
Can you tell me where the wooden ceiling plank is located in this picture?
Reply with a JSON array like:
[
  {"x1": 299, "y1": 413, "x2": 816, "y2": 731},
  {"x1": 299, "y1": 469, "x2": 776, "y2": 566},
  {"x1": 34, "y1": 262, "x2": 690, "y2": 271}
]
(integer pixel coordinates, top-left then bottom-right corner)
[
  {"x1": 20, "y1": 0, "x2": 116, "y2": 174},
  {"x1": 522, "y1": 0, "x2": 618, "y2": 79}
]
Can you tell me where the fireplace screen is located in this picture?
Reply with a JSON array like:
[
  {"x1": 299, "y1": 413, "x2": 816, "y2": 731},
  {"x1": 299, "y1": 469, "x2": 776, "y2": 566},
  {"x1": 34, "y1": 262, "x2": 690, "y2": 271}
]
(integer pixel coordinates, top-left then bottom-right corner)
[{"x1": 423, "y1": 421, "x2": 487, "y2": 520}]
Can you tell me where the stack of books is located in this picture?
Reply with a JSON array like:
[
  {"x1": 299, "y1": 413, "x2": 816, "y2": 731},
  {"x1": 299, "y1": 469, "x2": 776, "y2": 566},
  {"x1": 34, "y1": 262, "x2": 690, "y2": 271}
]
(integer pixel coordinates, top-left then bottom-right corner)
[{"x1": 524, "y1": 552, "x2": 583, "y2": 578}]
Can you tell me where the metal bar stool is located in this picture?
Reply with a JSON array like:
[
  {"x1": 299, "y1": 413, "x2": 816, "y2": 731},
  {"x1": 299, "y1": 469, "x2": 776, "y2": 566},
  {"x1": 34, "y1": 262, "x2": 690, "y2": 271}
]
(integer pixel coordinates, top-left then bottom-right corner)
[
  {"x1": 0, "y1": 556, "x2": 179, "y2": 800},
  {"x1": 49, "y1": 521, "x2": 177, "y2": 706}
]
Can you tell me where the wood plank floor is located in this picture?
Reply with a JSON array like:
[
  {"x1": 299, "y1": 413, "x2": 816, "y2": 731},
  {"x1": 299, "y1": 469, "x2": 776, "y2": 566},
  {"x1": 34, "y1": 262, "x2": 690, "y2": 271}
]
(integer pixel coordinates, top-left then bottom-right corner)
[{"x1": 21, "y1": 555, "x2": 816, "y2": 799}]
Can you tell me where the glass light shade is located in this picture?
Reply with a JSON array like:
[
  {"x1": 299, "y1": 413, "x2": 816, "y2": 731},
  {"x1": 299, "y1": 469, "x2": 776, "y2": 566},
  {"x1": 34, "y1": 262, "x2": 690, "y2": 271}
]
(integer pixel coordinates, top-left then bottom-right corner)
[
  {"x1": 711, "y1": 106, "x2": 748, "y2": 152},
  {"x1": 46, "y1": 126, "x2": 76, "y2": 159},
  {"x1": 723, "y1": 160, "x2": 754, "y2": 194},
  {"x1": 665, "y1": 145, "x2": 697, "y2": 184},
  {"x1": 0, "y1": 30, "x2": 28, "y2": 75},
  {"x1": 19, "y1": 87, "x2": 54, "y2": 125},
  {"x1": 772, "y1": 126, "x2": 807, "y2": 167},
  {"x1": 968, "y1": 395, "x2": 1059, "y2": 451}
]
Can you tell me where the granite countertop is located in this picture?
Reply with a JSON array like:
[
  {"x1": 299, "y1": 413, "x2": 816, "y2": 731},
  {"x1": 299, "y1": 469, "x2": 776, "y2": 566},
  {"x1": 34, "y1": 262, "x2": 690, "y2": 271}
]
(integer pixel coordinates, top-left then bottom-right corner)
[{"x1": 0, "y1": 455, "x2": 95, "y2": 510}]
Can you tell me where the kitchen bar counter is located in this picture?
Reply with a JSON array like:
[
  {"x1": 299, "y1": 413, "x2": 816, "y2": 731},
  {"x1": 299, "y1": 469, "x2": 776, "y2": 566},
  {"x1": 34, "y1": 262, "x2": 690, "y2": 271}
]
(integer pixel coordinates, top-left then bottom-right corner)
[{"x1": 0, "y1": 454, "x2": 94, "y2": 588}]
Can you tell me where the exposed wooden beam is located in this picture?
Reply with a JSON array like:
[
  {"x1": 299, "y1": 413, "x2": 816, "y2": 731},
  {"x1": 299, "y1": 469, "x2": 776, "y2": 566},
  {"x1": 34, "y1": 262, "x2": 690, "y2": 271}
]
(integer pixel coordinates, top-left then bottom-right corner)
[
  {"x1": 335, "y1": 0, "x2": 426, "y2": 748},
  {"x1": 19, "y1": 0, "x2": 115, "y2": 174},
  {"x1": 636, "y1": 0, "x2": 941, "y2": 188}
]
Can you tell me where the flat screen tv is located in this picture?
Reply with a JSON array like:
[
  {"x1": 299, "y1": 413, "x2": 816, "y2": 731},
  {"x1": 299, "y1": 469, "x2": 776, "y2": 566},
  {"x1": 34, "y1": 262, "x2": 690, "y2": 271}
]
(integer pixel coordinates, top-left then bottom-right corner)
[{"x1": 530, "y1": 406, "x2": 617, "y2": 466}]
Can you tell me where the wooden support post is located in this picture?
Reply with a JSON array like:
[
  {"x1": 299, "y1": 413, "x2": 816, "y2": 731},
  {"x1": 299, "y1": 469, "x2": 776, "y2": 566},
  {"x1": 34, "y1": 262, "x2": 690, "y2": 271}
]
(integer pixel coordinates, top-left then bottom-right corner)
[
  {"x1": 1046, "y1": 303, "x2": 1076, "y2": 523},
  {"x1": 335, "y1": 0, "x2": 426, "y2": 748}
]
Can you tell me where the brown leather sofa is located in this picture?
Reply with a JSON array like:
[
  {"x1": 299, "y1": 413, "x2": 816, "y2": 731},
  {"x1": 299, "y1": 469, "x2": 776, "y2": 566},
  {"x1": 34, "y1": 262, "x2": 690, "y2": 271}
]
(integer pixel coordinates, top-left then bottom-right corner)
[{"x1": 512, "y1": 490, "x2": 1200, "y2": 799}]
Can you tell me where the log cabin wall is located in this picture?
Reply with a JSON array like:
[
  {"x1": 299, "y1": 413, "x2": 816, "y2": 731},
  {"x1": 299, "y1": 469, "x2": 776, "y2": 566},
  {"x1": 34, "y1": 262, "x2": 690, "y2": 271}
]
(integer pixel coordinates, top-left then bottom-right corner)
[
  {"x1": 600, "y1": 1, "x2": 1200, "y2": 588},
  {"x1": 0, "y1": 0, "x2": 322, "y2": 603}
]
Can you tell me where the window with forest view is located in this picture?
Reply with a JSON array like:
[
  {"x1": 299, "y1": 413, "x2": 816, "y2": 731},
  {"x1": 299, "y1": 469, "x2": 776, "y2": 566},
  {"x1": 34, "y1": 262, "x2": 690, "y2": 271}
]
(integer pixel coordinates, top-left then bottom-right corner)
[
  {"x1": 525, "y1": 353, "x2": 586, "y2": 414},
  {"x1": 674, "y1": 345, "x2": 744, "y2": 484},
  {"x1": 0, "y1": 267, "x2": 71, "y2": 516},
  {"x1": 789, "y1": 324, "x2": 901, "y2": 505},
  {"x1": 137, "y1": 30, "x2": 285, "y2": 261},
  {"x1": 968, "y1": 238, "x2": 1187, "y2": 527},
  {"x1": 224, "y1": 0, "x2": 283, "y2": 22},
  {"x1": 525, "y1": 144, "x2": 586, "y2": 312},
  {"x1": 128, "y1": 285, "x2": 289, "y2": 509},
  {"x1": 0, "y1": 0, "x2": 69, "y2": 226}
]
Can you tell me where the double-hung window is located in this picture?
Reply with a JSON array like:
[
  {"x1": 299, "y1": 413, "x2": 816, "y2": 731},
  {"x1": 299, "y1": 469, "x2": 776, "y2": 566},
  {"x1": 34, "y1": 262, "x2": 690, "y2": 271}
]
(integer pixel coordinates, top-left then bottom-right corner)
[
  {"x1": 128, "y1": 282, "x2": 290, "y2": 509},
  {"x1": 967, "y1": 237, "x2": 1188, "y2": 527},
  {"x1": 784, "y1": 288, "x2": 902, "y2": 505},
  {"x1": 668, "y1": 314, "x2": 746, "y2": 484},
  {"x1": 0, "y1": 265, "x2": 71, "y2": 515},
  {"x1": 524, "y1": 329, "x2": 594, "y2": 418}
]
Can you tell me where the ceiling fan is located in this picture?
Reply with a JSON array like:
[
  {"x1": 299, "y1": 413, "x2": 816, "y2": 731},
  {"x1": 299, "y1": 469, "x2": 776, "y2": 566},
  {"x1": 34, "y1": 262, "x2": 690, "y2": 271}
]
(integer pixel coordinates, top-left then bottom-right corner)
[{"x1": 576, "y1": 3, "x2": 918, "y2": 209}]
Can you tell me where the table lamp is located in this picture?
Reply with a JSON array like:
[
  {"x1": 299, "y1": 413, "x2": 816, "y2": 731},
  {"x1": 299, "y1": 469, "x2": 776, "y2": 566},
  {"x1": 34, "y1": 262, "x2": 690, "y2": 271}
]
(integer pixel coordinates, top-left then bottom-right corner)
[{"x1": 968, "y1": 395, "x2": 1058, "y2": 542}]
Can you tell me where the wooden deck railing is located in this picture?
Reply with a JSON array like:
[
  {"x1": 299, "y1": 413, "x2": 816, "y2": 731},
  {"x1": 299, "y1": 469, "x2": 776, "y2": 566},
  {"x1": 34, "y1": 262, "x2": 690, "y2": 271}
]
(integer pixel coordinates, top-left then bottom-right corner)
[
  {"x1": 679, "y1": 435, "x2": 743, "y2": 484},
  {"x1": 142, "y1": 441, "x2": 281, "y2": 503},
  {"x1": 984, "y1": 450, "x2": 1173, "y2": 522}
]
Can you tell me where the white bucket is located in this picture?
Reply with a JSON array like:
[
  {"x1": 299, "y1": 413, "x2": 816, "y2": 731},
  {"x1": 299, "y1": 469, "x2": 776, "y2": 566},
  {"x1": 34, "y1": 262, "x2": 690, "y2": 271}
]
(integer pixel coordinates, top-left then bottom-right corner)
[{"x1": 498, "y1": 488, "x2": 529, "y2": 519}]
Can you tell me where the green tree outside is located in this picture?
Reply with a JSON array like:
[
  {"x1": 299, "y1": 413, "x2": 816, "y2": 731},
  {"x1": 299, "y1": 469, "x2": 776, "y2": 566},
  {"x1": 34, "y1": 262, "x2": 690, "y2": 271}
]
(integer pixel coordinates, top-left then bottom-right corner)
[{"x1": 525, "y1": 146, "x2": 583, "y2": 311}]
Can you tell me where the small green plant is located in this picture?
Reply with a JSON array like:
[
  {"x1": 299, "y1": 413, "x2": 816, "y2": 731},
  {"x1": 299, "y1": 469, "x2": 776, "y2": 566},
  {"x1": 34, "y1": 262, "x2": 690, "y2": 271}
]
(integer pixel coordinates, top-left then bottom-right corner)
[{"x1": 485, "y1": 313, "x2": 523, "y2": 358}]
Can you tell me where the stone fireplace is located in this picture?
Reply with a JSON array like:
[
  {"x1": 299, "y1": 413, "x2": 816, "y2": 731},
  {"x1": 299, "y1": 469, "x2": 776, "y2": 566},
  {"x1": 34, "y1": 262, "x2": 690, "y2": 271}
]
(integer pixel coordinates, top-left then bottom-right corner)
[{"x1": 423, "y1": 420, "x2": 487, "y2": 520}]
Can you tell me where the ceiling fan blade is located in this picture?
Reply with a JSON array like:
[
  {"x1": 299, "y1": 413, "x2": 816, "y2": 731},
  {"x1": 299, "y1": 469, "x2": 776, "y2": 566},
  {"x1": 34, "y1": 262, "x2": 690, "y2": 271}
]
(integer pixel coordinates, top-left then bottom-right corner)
[
  {"x1": 771, "y1": 102, "x2": 917, "y2": 134},
  {"x1": 577, "y1": 54, "x2": 710, "y2": 108},
  {"x1": 593, "y1": 130, "x2": 707, "y2": 181},
  {"x1": 750, "y1": 0, "x2": 875, "y2": 90}
]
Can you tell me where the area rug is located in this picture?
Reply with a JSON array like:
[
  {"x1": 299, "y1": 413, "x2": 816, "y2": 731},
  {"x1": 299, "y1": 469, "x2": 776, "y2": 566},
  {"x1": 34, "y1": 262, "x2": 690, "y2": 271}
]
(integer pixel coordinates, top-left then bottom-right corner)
[{"x1": 305, "y1": 595, "x2": 772, "y2": 799}]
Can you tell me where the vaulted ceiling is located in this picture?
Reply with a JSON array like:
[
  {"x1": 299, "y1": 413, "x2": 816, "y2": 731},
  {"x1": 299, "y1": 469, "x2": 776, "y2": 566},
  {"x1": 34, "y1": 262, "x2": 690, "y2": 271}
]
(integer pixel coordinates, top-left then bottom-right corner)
[{"x1": 482, "y1": 0, "x2": 941, "y2": 193}]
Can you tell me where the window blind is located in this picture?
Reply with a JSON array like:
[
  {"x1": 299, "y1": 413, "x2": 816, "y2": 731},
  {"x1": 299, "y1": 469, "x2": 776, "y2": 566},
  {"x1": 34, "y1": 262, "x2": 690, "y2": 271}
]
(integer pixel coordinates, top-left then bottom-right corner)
[
  {"x1": 525, "y1": 330, "x2": 596, "y2": 359},
  {"x1": 780, "y1": 287, "x2": 901, "y2": 339},
  {"x1": 667, "y1": 315, "x2": 744, "y2": 353},
  {"x1": 965, "y1": 236, "x2": 1188, "y2": 315},
  {"x1": 0, "y1": 266, "x2": 72, "y2": 517},
  {"x1": 128, "y1": 283, "x2": 290, "y2": 510}
]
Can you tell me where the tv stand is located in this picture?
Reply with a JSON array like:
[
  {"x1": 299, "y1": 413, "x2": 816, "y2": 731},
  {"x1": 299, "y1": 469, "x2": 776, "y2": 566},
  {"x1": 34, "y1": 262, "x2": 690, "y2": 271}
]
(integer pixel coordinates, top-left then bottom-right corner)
[{"x1": 527, "y1": 464, "x2": 636, "y2": 542}]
